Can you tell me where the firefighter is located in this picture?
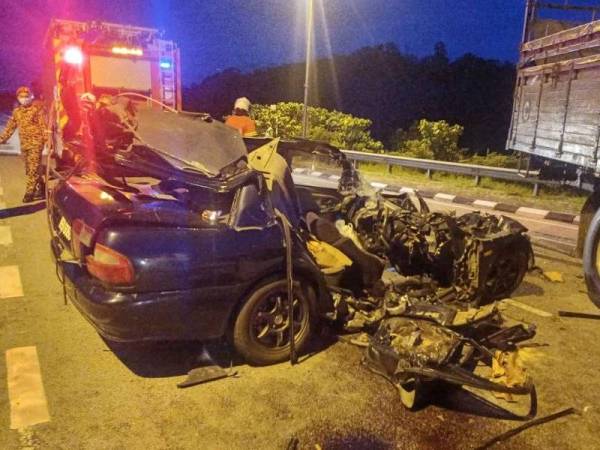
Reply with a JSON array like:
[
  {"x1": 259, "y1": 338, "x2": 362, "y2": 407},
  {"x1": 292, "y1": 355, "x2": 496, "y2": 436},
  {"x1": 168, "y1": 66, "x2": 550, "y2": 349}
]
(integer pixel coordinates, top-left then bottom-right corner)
[
  {"x1": 0, "y1": 87, "x2": 47, "y2": 202},
  {"x1": 225, "y1": 97, "x2": 257, "y2": 137}
]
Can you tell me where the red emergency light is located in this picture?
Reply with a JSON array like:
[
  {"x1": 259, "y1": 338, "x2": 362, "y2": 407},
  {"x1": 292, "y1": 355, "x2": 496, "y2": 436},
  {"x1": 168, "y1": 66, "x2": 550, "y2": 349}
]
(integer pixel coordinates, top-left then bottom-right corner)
[{"x1": 63, "y1": 46, "x2": 83, "y2": 65}]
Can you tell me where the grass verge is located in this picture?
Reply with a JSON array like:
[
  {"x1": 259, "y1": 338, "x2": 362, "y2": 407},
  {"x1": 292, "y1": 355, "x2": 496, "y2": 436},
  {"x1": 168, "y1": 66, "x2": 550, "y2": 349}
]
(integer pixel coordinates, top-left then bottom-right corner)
[{"x1": 355, "y1": 162, "x2": 587, "y2": 214}]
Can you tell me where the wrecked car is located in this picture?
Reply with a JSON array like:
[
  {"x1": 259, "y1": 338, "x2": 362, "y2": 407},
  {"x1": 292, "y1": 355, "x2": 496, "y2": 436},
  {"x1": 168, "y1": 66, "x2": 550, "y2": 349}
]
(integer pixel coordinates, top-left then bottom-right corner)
[{"x1": 48, "y1": 98, "x2": 534, "y2": 374}]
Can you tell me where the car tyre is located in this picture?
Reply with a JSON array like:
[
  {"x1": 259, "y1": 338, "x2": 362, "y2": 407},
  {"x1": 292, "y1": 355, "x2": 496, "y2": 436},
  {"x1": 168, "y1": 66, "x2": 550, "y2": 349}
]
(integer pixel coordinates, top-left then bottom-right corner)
[
  {"x1": 583, "y1": 207, "x2": 600, "y2": 308},
  {"x1": 483, "y1": 239, "x2": 529, "y2": 301},
  {"x1": 233, "y1": 279, "x2": 313, "y2": 365}
]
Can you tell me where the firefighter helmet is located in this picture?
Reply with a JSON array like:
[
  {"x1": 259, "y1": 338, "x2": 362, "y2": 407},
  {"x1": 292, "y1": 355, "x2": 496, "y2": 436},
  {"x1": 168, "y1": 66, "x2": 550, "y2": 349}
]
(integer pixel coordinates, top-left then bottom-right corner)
[{"x1": 16, "y1": 86, "x2": 31, "y2": 97}]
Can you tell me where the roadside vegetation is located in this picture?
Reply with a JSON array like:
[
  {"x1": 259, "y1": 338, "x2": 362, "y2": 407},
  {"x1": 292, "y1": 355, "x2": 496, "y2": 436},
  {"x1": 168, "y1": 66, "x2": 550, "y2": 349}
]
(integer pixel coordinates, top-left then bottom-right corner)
[{"x1": 252, "y1": 103, "x2": 585, "y2": 214}]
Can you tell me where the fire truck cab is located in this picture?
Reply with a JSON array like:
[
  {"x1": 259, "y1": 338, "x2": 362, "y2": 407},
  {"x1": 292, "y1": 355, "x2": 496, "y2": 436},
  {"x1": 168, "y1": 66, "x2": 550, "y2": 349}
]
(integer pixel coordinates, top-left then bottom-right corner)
[{"x1": 43, "y1": 19, "x2": 181, "y2": 156}]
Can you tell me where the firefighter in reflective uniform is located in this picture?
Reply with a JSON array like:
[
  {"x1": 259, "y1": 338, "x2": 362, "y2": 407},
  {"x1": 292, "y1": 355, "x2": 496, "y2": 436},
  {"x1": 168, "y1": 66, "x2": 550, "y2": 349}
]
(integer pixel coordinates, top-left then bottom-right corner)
[
  {"x1": 225, "y1": 97, "x2": 257, "y2": 137},
  {"x1": 0, "y1": 87, "x2": 47, "y2": 202}
]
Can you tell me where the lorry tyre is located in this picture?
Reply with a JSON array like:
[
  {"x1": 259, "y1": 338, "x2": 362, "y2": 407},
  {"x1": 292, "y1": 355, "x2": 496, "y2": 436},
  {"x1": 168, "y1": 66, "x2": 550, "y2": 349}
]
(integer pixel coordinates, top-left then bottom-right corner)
[
  {"x1": 233, "y1": 279, "x2": 313, "y2": 365},
  {"x1": 583, "y1": 207, "x2": 600, "y2": 308}
]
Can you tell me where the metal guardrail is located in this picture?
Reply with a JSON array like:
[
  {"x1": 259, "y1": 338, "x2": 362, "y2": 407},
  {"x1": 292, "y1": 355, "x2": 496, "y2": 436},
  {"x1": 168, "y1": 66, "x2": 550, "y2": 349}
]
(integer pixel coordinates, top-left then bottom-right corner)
[{"x1": 341, "y1": 149, "x2": 560, "y2": 196}]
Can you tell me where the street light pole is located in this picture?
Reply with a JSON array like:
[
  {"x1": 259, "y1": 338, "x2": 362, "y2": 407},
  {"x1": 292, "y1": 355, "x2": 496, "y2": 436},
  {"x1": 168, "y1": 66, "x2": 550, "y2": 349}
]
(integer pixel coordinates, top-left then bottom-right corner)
[{"x1": 302, "y1": 0, "x2": 314, "y2": 138}]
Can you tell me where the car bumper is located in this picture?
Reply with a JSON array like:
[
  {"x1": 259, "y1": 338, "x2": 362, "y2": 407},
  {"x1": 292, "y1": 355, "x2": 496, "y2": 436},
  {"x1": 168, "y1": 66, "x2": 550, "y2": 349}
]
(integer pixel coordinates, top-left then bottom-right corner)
[{"x1": 51, "y1": 238, "x2": 242, "y2": 342}]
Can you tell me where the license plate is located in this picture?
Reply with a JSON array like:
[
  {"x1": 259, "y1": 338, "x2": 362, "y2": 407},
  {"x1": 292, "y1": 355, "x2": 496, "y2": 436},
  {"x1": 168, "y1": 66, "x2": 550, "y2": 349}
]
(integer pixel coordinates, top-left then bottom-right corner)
[{"x1": 58, "y1": 216, "x2": 72, "y2": 241}]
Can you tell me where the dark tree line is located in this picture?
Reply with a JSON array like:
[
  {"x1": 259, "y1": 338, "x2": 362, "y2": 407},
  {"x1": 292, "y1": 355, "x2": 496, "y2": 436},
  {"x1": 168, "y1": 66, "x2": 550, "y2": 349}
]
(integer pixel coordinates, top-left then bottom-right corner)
[{"x1": 183, "y1": 42, "x2": 516, "y2": 153}]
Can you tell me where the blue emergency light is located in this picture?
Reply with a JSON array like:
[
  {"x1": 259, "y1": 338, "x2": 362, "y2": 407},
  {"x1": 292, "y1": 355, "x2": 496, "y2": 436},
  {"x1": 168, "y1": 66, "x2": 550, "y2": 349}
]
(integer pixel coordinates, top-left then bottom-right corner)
[{"x1": 160, "y1": 59, "x2": 172, "y2": 70}]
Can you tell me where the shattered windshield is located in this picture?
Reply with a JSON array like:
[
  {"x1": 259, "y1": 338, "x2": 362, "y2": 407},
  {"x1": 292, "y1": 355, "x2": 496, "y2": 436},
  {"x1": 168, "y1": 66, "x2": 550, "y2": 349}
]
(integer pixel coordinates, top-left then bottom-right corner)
[{"x1": 132, "y1": 109, "x2": 248, "y2": 177}]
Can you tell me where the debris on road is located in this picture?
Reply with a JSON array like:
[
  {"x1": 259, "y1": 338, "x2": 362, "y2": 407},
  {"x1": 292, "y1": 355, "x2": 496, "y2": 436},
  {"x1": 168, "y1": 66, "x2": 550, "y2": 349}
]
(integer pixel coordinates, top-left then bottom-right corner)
[
  {"x1": 177, "y1": 365, "x2": 238, "y2": 389},
  {"x1": 543, "y1": 271, "x2": 565, "y2": 283},
  {"x1": 475, "y1": 407, "x2": 579, "y2": 450},
  {"x1": 558, "y1": 310, "x2": 600, "y2": 321}
]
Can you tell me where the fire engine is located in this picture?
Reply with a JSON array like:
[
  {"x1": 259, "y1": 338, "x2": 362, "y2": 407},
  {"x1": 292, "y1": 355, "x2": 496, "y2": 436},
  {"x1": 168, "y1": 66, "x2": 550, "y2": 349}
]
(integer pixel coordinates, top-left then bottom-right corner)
[{"x1": 43, "y1": 19, "x2": 182, "y2": 155}]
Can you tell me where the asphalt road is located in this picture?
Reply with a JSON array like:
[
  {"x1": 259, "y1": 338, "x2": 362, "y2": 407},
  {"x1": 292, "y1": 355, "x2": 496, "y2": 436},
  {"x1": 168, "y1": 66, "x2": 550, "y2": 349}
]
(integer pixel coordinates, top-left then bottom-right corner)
[{"x1": 1, "y1": 155, "x2": 600, "y2": 450}]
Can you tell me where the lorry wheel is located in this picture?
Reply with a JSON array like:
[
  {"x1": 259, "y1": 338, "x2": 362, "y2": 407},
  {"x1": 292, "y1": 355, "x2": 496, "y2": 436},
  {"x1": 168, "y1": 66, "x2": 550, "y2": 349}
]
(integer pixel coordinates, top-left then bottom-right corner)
[
  {"x1": 233, "y1": 279, "x2": 313, "y2": 366},
  {"x1": 583, "y1": 208, "x2": 600, "y2": 308}
]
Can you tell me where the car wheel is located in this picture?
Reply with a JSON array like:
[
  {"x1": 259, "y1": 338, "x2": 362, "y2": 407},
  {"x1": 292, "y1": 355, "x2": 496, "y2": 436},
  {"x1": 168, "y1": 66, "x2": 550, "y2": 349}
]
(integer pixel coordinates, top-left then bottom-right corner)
[
  {"x1": 233, "y1": 279, "x2": 313, "y2": 365},
  {"x1": 483, "y1": 240, "x2": 529, "y2": 301},
  {"x1": 583, "y1": 208, "x2": 600, "y2": 308}
]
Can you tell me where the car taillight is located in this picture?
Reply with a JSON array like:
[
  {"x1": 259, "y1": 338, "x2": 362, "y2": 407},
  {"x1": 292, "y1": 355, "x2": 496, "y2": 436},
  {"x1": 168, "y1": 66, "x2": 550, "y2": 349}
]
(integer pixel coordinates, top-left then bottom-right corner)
[
  {"x1": 86, "y1": 244, "x2": 134, "y2": 286},
  {"x1": 72, "y1": 219, "x2": 95, "y2": 258}
]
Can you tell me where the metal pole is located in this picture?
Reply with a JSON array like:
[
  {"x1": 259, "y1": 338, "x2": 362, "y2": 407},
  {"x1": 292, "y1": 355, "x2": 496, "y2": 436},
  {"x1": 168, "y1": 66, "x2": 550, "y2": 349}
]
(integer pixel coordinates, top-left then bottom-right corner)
[
  {"x1": 522, "y1": 0, "x2": 534, "y2": 44},
  {"x1": 302, "y1": 0, "x2": 314, "y2": 138}
]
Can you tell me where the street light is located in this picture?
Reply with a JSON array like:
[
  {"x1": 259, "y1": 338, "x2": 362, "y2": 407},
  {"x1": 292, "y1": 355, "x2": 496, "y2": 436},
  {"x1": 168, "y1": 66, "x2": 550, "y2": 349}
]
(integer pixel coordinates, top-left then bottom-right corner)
[{"x1": 302, "y1": 0, "x2": 314, "y2": 138}]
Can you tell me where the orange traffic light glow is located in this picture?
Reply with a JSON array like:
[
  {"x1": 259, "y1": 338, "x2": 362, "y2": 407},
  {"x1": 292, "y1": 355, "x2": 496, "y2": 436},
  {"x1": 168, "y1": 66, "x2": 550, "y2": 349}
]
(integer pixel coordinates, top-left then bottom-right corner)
[{"x1": 111, "y1": 46, "x2": 144, "y2": 56}]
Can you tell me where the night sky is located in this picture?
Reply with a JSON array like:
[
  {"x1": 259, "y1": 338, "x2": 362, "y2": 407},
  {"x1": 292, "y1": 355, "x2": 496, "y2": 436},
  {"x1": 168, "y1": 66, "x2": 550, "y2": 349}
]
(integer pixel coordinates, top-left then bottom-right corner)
[{"x1": 0, "y1": 0, "x2": 596, "y2": 91}]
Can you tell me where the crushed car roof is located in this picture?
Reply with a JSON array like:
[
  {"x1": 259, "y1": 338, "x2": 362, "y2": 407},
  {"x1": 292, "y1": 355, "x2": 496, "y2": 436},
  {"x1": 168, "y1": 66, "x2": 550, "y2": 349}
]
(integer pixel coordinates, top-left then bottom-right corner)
[{"x1": 133, "y1": 109, "x2": 248, "y2": 177}]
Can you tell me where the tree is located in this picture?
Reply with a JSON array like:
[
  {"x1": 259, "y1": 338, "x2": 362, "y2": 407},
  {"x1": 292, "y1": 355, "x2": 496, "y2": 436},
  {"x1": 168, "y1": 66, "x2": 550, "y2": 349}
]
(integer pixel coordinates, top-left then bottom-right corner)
[
  {"x1": 183, "y1": 44, "x2": 516, "y2": 155},
  {"x1": 393, "y1": 119, "x2": 464, "y2": 161},
  {"x1": 253, "y1": 102, "x2": 384, "y2": 152}
]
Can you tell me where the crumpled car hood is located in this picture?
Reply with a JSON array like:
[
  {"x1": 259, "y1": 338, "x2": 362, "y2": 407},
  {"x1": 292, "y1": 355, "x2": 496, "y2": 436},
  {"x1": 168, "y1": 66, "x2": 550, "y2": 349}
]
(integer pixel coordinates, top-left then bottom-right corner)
[{"x1": 132, "y1": 109, "x2": 248, "y2": 177}]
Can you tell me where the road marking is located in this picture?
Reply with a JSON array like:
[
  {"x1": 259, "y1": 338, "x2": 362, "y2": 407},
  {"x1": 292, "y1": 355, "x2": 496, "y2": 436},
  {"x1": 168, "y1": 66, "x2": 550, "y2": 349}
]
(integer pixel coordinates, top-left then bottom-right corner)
[
  {"x1": 6, "y1": 346, "x2": 50, "y2": 429},
  {"x1": 0, "y1": 226, "x2": 13, "y2": 246},
  {"x1": 310, "y1": 171, "x2": 323, "y2": 177},
  {"x1": 516, "y1": 206, "x2": 551, "y2": 219},
  {"x1": 292, "y1": 168, "x2": 307, "y2": 173},
  {"x1": 329, "y1": 175, "x2": 341, "y2": 181},
  {"x1": 0, "y1": 266, "x2": 24, "y2": 298},
  {"x1": 502, "y1": 299, "x2": 553, "y2": 318},
  {"x1": 426, "y1": 199, "x2": 578, "y2": 231},
  {"x1": 434, "y1": 193, "x2": 456, "y2": 202},
  {"x1": 370, "y1": 182, "x2": 388, "y2": 189},
  {"x1": 473, "y1": 199, "x2": 498, "y2": 209}
]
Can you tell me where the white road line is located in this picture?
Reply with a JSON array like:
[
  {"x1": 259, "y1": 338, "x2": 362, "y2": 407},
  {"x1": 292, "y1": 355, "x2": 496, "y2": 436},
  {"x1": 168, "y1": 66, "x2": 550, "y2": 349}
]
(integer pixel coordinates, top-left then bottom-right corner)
[
  {"x1": 0, "y1": 226, "x2": 13, "y2": 246},
  {"x1": 473, "y1": 199, "x2": 498, "y2": 209},
  {"x1": 516, "y1": 206, "x2": 551, "y2": 219},
  {"x1": 426, "y1": 199, "x2": 579, "y2": 231},
  {"x1": 502, "y1": 299, "x2": 553, "y2": 318},
  {"x1": 0, "y1": 266, "x2": 24, "y2": 299},
  {"x1": 434, "y1": 193, "x2": 456, "y2": 202},
  {"x1": 370, "y1": 182, "x2": 388, "y2": 189},
  {"x1": 6, "y1": 346, "x2": 50, "y2": 429}
]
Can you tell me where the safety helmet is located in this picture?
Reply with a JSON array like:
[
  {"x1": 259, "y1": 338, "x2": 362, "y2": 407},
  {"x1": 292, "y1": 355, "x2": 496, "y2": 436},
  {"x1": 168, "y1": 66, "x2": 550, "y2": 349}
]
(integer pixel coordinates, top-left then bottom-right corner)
[
  {"x1": 16, "y1": 86, "x2": 31, "y2": 97},
  {"x1": 80, "y1": 92, "x2": 97, "y2": 103},
  {"x1": 234, "y1": 97, "x2": 251, "y2": 112}
]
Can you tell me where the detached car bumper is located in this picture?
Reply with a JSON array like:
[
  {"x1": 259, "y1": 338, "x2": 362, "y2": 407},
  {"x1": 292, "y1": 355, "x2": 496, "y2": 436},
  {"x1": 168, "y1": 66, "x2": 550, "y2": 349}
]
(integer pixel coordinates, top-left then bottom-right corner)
[{"x1": 51, "y1": 238, "x2": 241, "y2": 342}]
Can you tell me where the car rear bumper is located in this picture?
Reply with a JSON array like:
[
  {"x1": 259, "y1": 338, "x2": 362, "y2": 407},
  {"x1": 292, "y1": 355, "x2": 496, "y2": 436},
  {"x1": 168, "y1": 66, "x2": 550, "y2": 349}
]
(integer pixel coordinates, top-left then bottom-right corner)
[{"x1": 51, "y1": 238, "x2": 242, "y2": 342}]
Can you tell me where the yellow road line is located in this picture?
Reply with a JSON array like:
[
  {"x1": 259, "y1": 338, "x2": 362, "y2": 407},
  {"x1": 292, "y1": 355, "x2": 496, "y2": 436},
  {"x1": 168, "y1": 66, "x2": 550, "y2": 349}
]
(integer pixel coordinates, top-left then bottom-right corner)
[
  {"x1": 0, "y1": 226, "x2": 13, "y2": 246},
  {"x1": 0, "y1": 266, "x2": 23, "y2": 299},
  {"x1": 6, "y1": 346, "x2": 50, "y2": 429}
]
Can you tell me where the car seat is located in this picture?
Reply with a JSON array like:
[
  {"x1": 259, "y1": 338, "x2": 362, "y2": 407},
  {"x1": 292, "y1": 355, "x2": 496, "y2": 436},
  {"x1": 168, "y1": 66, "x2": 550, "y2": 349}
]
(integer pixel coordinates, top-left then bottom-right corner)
[{"x1": 305, "y1": 212, "x2": 385, "y2": 292}]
